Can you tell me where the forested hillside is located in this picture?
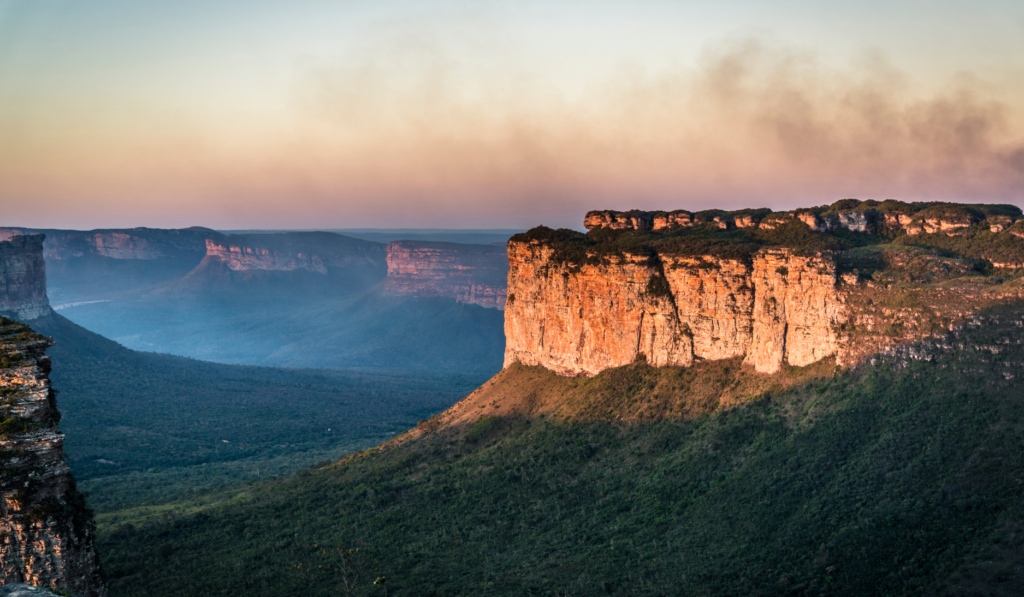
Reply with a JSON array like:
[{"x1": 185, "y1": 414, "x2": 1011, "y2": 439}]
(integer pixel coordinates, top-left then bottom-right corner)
[
  {"x1": 30, "y1": 313, "x2": 484, "y2": 513},
  {"x1": 96, "y1": 302, "x2": 1024, "y2": 596}
]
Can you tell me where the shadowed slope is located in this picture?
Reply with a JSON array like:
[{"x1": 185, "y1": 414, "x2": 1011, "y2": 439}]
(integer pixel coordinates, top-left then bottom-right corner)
[{"x1": 96, "y1": 302, "x2": 1024, "y2": 597}]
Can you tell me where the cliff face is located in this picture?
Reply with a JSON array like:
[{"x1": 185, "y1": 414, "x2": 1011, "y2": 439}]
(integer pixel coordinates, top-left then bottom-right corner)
[
  {"x1": 0, "y1": 227, "x2": 216, "y2": 261},
  {"x1": 583, "y1": 201, "x2": 1019, "y2": 237},
  {"x1": 205, "y1": 238, "x2": 330, "y2": 273},
  {"x1": 0, "y1": 236, "x2": 51, "y2": 321},
  {"x1": 380, "y1": 241, "x2": 508, "y2": 310},
  {"x1": 0, "y1": 319, "x2": 105, "y2": 596},
  {"x1": 201, "y1": 232, "x2": 386, "y2": 274},
  {"x1": 507, "y1": 199, "x2": 1024, "y2": 379},
  {"x1": 504, "y1": 242, "x2": 845, "y2": 375}
]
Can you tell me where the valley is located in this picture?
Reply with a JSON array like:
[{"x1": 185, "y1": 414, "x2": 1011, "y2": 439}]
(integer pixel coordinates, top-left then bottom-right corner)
[
  {"x1": 49, "y1": 230, "x2": 509, "y2": 372},
  {"x1": 6, "y1": 4, "x2": 1023, "y2": 594},
  {"x1": 95, "y1": 302, "x2": 1024, "y2": 596},
  {"x1": 4, "y1": 199, "x2": 1024, "y2": 595}
]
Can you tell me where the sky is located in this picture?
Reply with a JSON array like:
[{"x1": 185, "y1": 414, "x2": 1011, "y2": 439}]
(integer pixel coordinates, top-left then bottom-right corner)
[{"x1": 1, "y1": 0, "x2": 1023, "y2": 230}]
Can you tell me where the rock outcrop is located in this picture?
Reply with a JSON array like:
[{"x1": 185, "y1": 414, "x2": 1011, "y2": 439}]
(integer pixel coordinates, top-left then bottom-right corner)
[
  {"x1": 0, "y1": 236, "x2": 51, "y2": 321},
  {"x1": 583, "y1": 200, "x2": 1020, "y2": 237},
  {"x1": 504, "y1": 242, "x2": 845, "y2": 376},
  {"x1": 380, "y1": 241, "x2": 508, "y2": 310},
  {"x1": 0, "y1": 227, "x2": 217, "y2": 261},
  {"x1": 506, "y1": 199, "x2": 1024, "y2": 378},
  {"x1": 0, "y1": 319, "x2": 105, "y2": 596},
  {"x1": 201, "y1": 232, "x2": 385, "y2": 274}
]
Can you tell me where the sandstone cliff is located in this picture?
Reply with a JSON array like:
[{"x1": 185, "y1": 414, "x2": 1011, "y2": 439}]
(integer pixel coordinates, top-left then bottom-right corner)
[
  {"x1": 0, "y1": 227, "x2": 217, "y2": 262},
  {"x1": 583, "y1": 200, "x2": 1020, "y2": 238},
  {"x1": 380, "y1": 241, "x2": 508, "y2": 310},
  {"x1": 167, "y1": 232, "x2": 388, "y2": 296},
  {"x1": 0, "y1": 319, "x2": 105, "y2": 596},
  {"x1": 504, "y1": 242, "x2": 845, "y2": 375},
  {"x1": 0, "y1": 236, "x2": 51, "y2": 321},
  {"x1": 506, "y1": 199, "x2": 1024, "y2": 378},
  {"x1": 200, "y1": 232, "x2": 386, "y2": 274}
]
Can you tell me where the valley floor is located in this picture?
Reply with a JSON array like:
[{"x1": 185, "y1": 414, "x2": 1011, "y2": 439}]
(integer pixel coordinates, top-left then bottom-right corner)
[{"x1": 94, "y1": 303, "x2": 1024, "y2": 596}]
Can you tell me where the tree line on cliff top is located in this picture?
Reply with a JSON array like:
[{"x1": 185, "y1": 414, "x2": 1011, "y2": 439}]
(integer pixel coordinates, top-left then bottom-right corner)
[{"x1": 514, "y1": 199, "x2": 1024, "y2": 268}]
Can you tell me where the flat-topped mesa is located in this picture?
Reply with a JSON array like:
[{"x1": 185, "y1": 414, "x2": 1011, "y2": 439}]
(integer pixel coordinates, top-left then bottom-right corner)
[
  {"x1": 380, "y1": 241, "x2": 509, "y2": 310},
  {"x1": 504, "y1": 241, "x2": 844, "y2": 375},
  {"x1": 583, "y1": 199, "x2": 1021, "y2": 236},
  {"x1": 506, "y1": 199, "x2": 1024, "y2": 378},
  {"x1": 203, "y1": 232, "x2": 386, "y2": 274},
  {"x1": 0, "y1": 227, "x2": 217, "y2": 261},
  {"x1": 0, "y1": 235, "x2": 51, "y2": 321},
  {"x1": 0, "y1": 320, "x2": 105, "y2": 596}
]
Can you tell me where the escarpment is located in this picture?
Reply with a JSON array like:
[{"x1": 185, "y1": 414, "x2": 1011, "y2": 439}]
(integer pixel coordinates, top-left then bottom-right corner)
[
  {"x1": 583, "y1": 200, "x2": 1019, "y2": 237},
  {"x1": 0, "y1": 319, "x2": 105, "y2": 596},
  {"x1": 504, "y1": 243, "x2": 845, "y2": 375},
  {"x1": 507, "y1": 199, "x2": 1024, "y2": 377},
  {"x1": 380, "y1": 241, "x2": 508, "y2": 309},
  {"x1": 0, "y1": 227, "x2": 216, "y2": 261},
  {"x1": 0, "y1": 235, "x2": 51, "y2": 321},
  {"x1": 168, "y1": 232, "x2": 388, "y2": 295},
  {"x1": 200, "y1": 232, "x2": 386, "y2": 274}
]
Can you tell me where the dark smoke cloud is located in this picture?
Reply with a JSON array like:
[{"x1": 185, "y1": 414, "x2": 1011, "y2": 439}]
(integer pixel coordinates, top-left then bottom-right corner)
[{"x1": 280, "y1": 33, "x2": 1024, "y2": 223}]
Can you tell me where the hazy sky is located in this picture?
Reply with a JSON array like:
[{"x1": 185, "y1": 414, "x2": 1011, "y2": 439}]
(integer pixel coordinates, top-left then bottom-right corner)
[{"x1": 2, "y1": 0, "x2": 1023, "y2": 229}]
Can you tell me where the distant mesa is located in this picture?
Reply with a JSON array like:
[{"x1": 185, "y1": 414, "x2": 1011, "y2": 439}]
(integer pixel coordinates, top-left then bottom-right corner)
[
  {"x1": 380, "y1": 241, "x2": 509, "y2": 310},
  {"x1": 0, "y1": 226, "x2": 223, "y2": 304},
  {"x1": 202, "y1": 232, "x2": 386, "y2": 274},
  {"x1": 161, "y1": 231, "x2": 389, "y2": 299},
  {"x1": 0, "y1": 227, "x2": 218, "y2": 261},
  {"x1": 582, "y1": 200, "x2": 1020, "y2": 236},
  {"x1": 0, "y1": 234, "x2": 52, "y2": 321},
  {"x1": 509, "y1": 199, "x2": 1024, "y2": 377}
]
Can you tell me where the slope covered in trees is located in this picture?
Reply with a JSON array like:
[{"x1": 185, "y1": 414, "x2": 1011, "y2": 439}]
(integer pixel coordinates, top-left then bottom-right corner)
[
  {"x1": 30, "y1": 313, "x2": 484, "y2": 513},
  {"x1": 96, "y1": 302, "x2": 1024, "y2": 596}
]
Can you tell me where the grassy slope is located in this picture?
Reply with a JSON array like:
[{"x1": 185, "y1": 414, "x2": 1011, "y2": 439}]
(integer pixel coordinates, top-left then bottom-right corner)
[
  {"x1": 97, "y1": 303, "x2": 1024, "y2": 596},
  {"x1": 30, "y1": 313, "x2": 485, "y2": 514}
]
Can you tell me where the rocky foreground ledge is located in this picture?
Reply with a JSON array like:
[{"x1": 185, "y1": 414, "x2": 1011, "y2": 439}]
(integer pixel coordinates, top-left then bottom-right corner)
[
  {"x1": 505, "y1": 199, "x2": 1024, "y2": 377},
  {"x1": 0, "y1": 318, "x2": 105, "y2": 596}
]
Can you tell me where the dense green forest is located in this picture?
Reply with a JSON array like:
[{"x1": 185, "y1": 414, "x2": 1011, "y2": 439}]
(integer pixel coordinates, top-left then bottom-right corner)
[
  {"x1": 31, "y1": 313, "x2": 485, "y2": 513},
  {"x1": 95, "y1": 302, "x2": 1024, "y2": 596}
]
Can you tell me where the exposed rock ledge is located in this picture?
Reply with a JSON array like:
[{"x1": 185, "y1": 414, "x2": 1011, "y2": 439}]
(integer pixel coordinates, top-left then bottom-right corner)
[
  {"x1": 0, "y1": 235, "x2": 51, "y2": 321},
  {"x1": 504, "y1": 242, "x2": 844, "y2": 375},
  {"x1": 0, "y1": 320, "x2": 105, "y2": 596},
  {"x1": 379, "y1": 241, "x2": 508, "y2": 310},
  {"x1": 203, "y1": 233, "x2": 386, "y2": 274}
]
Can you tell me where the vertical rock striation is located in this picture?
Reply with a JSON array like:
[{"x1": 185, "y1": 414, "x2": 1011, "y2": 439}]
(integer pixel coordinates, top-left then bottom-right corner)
[
  {"x1": 0, "y1": 319, "x2": 105, "y2": 596},
  {"x1": 0, "y1": 236, "x2": 51, "y2": 322},
  {"x1": 202, "y1": 233, "x2": 386, "y2": 274},
  {"x1": 504, "y1": 242, "x2": 846, "y2": 376},
  {"x1": 380, "y1": 241, "x2": 509, "y2": 310}
]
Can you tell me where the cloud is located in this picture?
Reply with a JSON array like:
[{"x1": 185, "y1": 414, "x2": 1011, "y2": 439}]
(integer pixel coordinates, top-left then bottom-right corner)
[
  {"x1": 284, "y1": 32, "x2": 1024, "y2": 220},
  {"x1": 3, "y1": 23, "x2": 1023, "y2": 229}
]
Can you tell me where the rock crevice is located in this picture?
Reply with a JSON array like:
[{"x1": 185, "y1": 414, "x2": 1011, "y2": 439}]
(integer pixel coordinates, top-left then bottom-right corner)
[{"x1": 504, "y1": 242, "x2": 845, "y2": 376}]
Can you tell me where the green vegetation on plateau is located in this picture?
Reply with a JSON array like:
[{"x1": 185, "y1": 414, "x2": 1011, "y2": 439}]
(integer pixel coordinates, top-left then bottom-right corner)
[
  {"x1": 514, "y1": 199, "x2": 1024, "y2": 269},
  {"x1": 97, "y1": 302, "x2": 1024, "y2": 596}
]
